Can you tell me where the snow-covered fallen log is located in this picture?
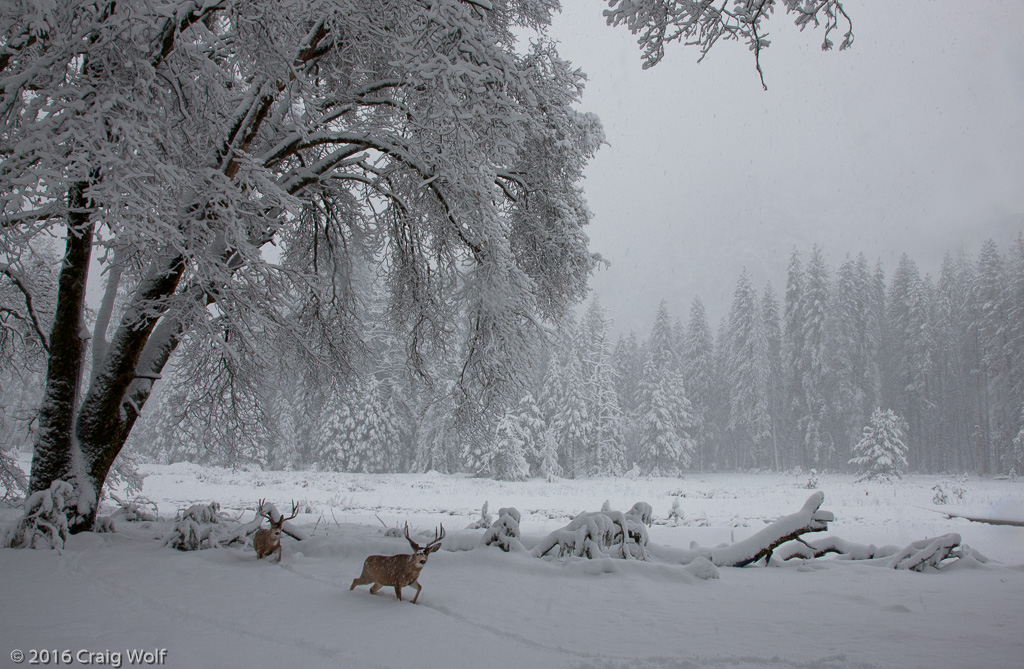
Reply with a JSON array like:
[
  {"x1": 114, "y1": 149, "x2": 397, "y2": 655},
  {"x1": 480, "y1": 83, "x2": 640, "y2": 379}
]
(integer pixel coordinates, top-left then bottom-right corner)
[
  {"x1": 773, "y1": 536, "x2": 890, "y2": 561},
  {"x1": 772, "y1": 532, "x2": 989, "y2": 571},
  {"x1": 888, "y1": 533, "x2": 964, "y2": 571},
  {"x1": 707, "y1": 491, "x2": 833, "y2": 567}
]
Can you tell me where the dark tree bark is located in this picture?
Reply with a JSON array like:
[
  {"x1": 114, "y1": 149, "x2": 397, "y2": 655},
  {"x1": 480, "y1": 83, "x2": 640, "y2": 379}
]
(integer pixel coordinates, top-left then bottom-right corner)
[{"x1": 28, "y1": 184, "x2": 95, "y2": 529}]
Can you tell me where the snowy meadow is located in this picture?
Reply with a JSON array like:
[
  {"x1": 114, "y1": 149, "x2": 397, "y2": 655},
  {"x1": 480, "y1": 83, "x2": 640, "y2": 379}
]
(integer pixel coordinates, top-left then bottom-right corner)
[{"x1": 3, "y1": 463, "x2": 1023, "y2": 669}]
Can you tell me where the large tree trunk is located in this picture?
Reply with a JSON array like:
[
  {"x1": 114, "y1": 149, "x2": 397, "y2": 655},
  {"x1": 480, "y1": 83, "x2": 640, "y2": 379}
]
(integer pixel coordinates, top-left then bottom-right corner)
[
  {"x1": 29, "y1": 236, "x2": 187, "y2": 532},
  {"x1": 28, "y1": 185, "x2": 96, "y2": 530}
]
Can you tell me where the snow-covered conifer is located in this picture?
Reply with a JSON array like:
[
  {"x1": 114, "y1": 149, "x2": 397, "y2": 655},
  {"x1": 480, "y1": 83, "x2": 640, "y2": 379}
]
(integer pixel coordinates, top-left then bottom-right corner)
[
  {"x1": 849, "y1": 408, "x2": 909, "y2": 481},
  {"x1": 491, "y1": 410, "x2": 531, "y2": 482}
]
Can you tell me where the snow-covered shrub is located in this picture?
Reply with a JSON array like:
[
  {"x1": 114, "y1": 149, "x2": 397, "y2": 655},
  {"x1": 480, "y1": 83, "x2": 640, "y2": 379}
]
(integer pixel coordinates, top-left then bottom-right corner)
[
  {"x1": 932, "y1": 476, "x2": 966, "y2": 505},
  {"x1": 626, "y1": 501, "x2": 653, "y2": 526},
  {"x1": 466, "y1": 501, "x2": 492, "y2": 529},
  {"x1": 667, "y1": 498, "x2": 683, "y2": 525},
  {"x1": 164, "y1": 501, "x2": 238, "y2": 551},
  {"x1": 849, "y1": 408, "x2": 909, "y2": 481},
  {"x1": 531, "y1": 508, "x2": 650, "y2": 561},
  {"x1": 109, "y1": 494, "x2": 160, "y2": 522},
  {"x1": 94, "y1": 516, "x2": 116, "y2": 533},
  {"x1": 2, "y1": 480, "x2": 74, "y2": 550},
  {"x1": 179, "y1": 501, "x2": 225, "y2": 524},
  {"x1": 805, "y1": 469, "x2": 819, "y2": 489},
  {"x1": 481, "y1": 507, "x2": 524, "y2": 553}
]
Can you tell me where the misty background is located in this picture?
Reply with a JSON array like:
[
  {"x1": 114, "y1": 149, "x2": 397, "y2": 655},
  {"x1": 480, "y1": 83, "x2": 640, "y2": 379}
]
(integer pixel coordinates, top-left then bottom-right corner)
[{"x1": 550, "y1": 0, "x2": 1024, "y2": 332}]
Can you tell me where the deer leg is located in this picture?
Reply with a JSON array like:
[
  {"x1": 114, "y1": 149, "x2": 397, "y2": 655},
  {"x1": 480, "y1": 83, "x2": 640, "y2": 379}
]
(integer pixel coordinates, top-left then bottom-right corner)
[
  {"x1": 410, "y1": 580, "x2": 422, "y2": 604},
  {"x1": 394, "y1": 585, "x2": 403, "y2": 601},
  {"x1": 370, "y1": 582, "x2": 383, "y2": 594},
  {"x1": 275, "y1": 546, "x2": 283, "y2": 562}
]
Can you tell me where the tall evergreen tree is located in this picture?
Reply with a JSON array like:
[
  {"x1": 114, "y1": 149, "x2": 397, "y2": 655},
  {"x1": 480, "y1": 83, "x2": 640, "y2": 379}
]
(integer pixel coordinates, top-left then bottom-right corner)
[
  {"x1": 973, "y1": 240, "x2": 1012, "y2": 473},
  {"x1": 800, "y1": 246, "x2": 832, "y2": 467},
  {"x1": 724, "y1": 271, "x2": 772, "y2": 469},
  {"x1": 682, "y1": 297, "x2": 716, "y2": 471},
  {"x1": 827, "y1": 254, "x2": 873, "y2": 458},
  {"x1": 934, "y1": 252, "x2": 976, "y2": 471},
  {"x1": 782, "y1": 250, "x2": 810, "y2": 467},
  {"x1": 579, "y1": 298, "x2": 625, "y2": 475},
  {"x1": 490, "y1": 410, "x2": 531, "y2": 481},
  {"x1": 887, "y1": 254, "x2": 934, "y2": 471},
  {"x1": 636, "y1": 301, "x2": 694, "y2": 474},
  {"x1": 761, "y1": 283, "x2": 785, "y2": 470}
]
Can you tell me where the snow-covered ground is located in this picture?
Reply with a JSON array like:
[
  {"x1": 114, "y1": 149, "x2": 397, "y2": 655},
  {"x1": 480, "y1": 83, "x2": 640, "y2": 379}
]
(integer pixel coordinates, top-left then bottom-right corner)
[{"x1": 3, "y1": 464, "x2": 1023, "y2": 669}]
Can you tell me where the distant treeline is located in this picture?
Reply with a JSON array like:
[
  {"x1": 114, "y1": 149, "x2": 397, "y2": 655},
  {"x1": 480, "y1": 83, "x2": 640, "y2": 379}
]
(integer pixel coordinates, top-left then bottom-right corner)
[{"x1": 31, "y1": 238, "x2": 1018, "y2": 479}]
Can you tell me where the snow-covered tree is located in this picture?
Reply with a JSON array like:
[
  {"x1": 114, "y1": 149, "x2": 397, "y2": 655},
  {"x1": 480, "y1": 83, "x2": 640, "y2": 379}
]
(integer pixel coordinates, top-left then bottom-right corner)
[
  {"x1": 682, "y1": 297, "x2": 716, "y2": 471},
  {"x1": 761, "y1": 283, "x2": 785, "y2": 470},
  {"x1": 800, "y1": 246, "x2": 832, "y2": 467},
  {"x1": 2, "y1": 0, "x2": 606, "y2": 529},
  {"x1": 723, "y1": 270, "x2": 773, "y2": 469},
  {"x1": 411, "y1": 382, "x2": 462, "y2": 475},
  {"x1": 636, "y1": 302, "x2": 694, "y2": 475},
  {"x1": 849, "y1": 408, "x2": 909, "y2": 481},
  {"x1": 538, "y1": 428, "x2": 563, "y2": 480},
  {"x1": 887, "y1": 254, "x2": 935, "y2": 470},
  {"x1": 316, "y1": 375, "x2": 402, "y2": 473},
  {"x1": 2, "y1": 0, "x2": 856, "y2": 528},
  {"x1": 551, "y1": 347, "x2": 591, "y2": 478},
  {"x1": 580, "y1": 298, "x2": 625, "y2": 476},
  {"x1": 972, "y1": 241, "x2": 1013, "y2": 474},
  {"x1": 489, "y1": 410, "x2": 531, "y2": 482}
]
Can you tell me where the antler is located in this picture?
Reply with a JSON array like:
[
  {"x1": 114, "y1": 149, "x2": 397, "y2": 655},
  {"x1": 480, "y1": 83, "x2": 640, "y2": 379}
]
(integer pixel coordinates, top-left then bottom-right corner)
[
  {"x1": 257, "y1": 498, "x2": 271, "y2": 520},
  {"x1": 404, "y1": 522, "x2": 421, "y2": 551},
  {"x1": 283, "y1": 500, "x2": 300, "y2": 522},
  {"x1": 426, "y1": 523, "x2": 445, "y2": 550}
]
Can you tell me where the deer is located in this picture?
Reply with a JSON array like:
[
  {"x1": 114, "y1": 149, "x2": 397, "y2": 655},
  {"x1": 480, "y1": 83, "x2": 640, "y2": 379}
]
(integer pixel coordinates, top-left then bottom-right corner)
[
  {"x1": 350, "y1": 523, "x2": 445, "y2": 604},
  {"x1": 253, "y1": 499, "x2": 299, "y2": 562}
]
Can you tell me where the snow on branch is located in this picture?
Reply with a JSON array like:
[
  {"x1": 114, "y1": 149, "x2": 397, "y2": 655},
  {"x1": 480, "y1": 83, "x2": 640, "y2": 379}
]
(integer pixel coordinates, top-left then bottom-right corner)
[
  {"x1": 888, "y1": 533, "x2": 977, "y2": 572},
  {"x1": 531, "y1": 505, "x2": 651, "y2": 561},
  {"x1": 707, "y1": 491, "x2": 833, "y2": 567},
  {"x1": 162, "y1": 500, "x2": 306, "y2": 551},
  {"x1": 603, "y1": 0, "x2": 854, "y2": 89},
  {"x1": 2, "y1": 480, "x2": 74, "y2": 550},
  {"x1": 480, "y1": 507, "x2": 525, "y2": 553}
]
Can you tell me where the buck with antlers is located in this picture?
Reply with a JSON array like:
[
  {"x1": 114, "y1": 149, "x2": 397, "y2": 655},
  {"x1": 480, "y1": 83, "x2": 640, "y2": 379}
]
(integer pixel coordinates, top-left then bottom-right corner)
[
  {"x1": 253, "y1": 499, "x2": 299, "y2": 562},
  {"x1": 350, "y1": 523, "x2": 445, "y2": 604}
]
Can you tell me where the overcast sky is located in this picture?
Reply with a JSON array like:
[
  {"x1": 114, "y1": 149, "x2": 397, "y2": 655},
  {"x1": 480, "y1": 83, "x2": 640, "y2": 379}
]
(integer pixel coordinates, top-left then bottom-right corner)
[{"x1": 547, "y1": 1, "x2": 1024, "y2": 334}]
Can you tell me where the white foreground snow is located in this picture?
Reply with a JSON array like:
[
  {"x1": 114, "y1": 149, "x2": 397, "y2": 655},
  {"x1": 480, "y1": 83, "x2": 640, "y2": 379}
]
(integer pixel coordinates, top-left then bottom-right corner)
[{"x1": 2, "y1": 465, "x2": 1023, "y2": 669}]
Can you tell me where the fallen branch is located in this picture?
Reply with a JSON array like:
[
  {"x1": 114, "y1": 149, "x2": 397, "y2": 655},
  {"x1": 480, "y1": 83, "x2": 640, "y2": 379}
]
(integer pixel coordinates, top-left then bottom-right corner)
[
  {"x1": 889, "y1": 533, "x2": 963, "y2": 571},
  {"x1": 774, "y1": 536, "x2": 888, "y2": 562},
  {"x1": 937, "y1": 510, "x2": 1024, "y2": 528},
  {"x1": 708, "y1": 491, "x2": 833, "y2": 567}
]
